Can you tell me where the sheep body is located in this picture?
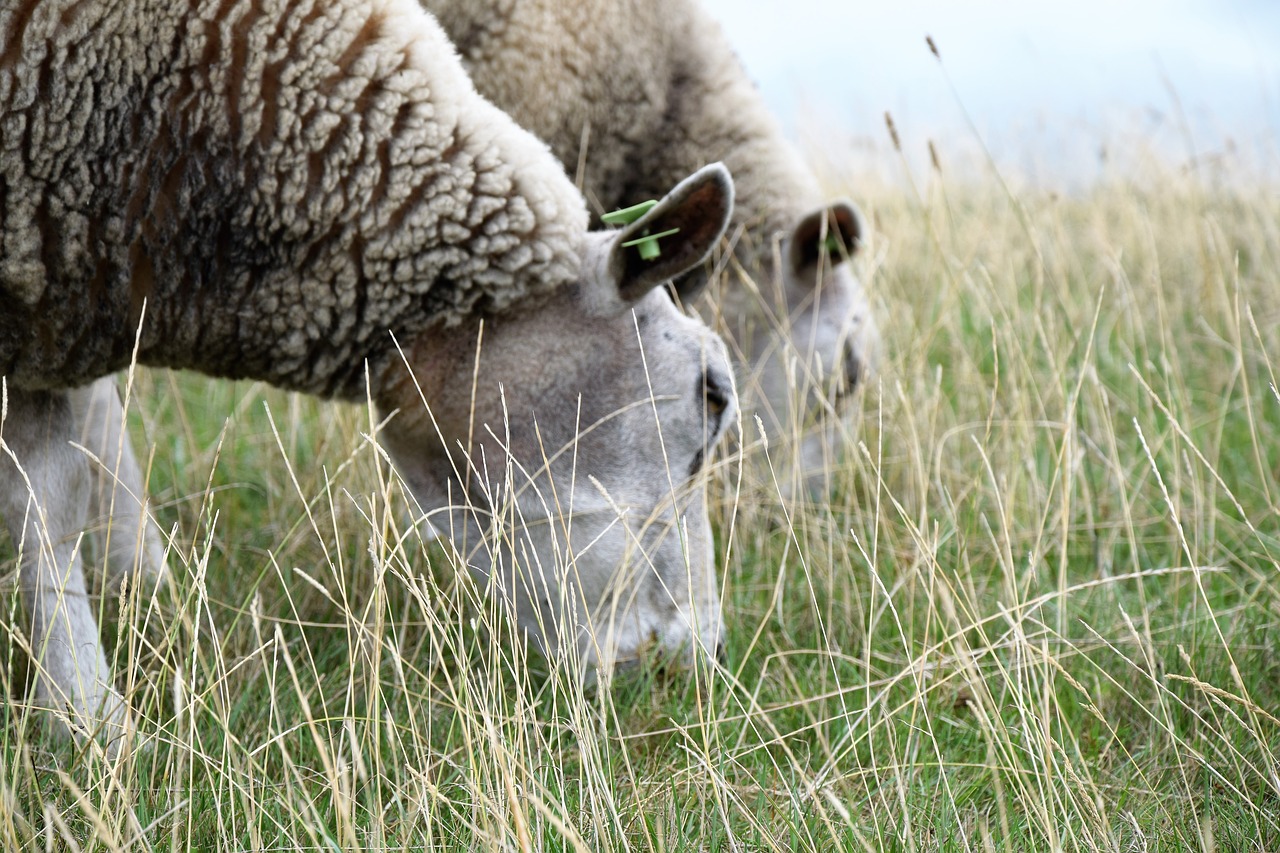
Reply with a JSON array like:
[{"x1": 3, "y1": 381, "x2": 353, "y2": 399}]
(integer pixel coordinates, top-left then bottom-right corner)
[{"x1": 1, "y1": 0, "x2": 585, "y2": 396}]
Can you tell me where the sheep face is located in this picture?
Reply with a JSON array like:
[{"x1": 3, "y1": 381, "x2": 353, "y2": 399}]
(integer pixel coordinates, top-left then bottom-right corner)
[
  {"x1": 725, "y1": 202, "x2": 880, "y2": 494},
  {"x1": 377, "y1": 165, "x2": 737, "y2": 674}
]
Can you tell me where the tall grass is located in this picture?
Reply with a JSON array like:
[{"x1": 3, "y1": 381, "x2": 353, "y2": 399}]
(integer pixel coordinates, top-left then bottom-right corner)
[{"x1": 3, "y1": 137, "x2": 1279, "y2": 850}]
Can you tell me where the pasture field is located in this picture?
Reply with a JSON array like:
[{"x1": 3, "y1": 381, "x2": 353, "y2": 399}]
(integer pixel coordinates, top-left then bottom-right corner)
[{"x1": 3, "y1": 141, "x2": 1280, "y2": 851}]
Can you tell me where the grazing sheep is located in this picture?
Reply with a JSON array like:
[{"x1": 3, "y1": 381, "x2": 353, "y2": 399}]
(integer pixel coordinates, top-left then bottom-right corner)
[
  {"x1": 424, "y1": 0, "x2": 880, "y2": 485},
  {"x1": 0, "y1": 0, "x2": 737, "y2": 749}
]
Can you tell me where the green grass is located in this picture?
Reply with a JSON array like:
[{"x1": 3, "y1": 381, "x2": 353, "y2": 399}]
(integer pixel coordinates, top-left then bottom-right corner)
[{"x1": 4, "y1": 143, "x2": 1280, "y2": 851}]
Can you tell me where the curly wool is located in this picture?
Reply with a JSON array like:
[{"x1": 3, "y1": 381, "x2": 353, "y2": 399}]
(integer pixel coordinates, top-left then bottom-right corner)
[
  {"x1": 0, "y1": 0, "x2": 586, "y2": 398},
  {"x1": 424, "y1": 0, "x2": 827, "y2": 259}
]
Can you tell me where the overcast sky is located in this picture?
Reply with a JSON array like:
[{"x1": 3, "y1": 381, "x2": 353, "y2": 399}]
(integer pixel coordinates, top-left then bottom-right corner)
[{"x1": 699, "y1": 0, "x2": 1280, "y2": 184}]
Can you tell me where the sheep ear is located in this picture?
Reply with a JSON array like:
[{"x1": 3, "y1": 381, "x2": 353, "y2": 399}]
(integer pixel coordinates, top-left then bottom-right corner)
[
  {"x1": 607, "y1": 163, "x2": 734, "y2": 305},
  {"x1": 788, "y1": 201, "x2": 864, "y2": 275}
]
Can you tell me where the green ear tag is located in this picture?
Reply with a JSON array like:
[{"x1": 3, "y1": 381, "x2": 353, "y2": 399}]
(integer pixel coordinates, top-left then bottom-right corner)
[
  {"x1": 636, "y1": 238, "x2": 663, "y2": 260},
  {"x1": 823, "y1": 233, "x2": 844, "y2": 254},
  {"x1": 600, "y1": 199, "x2": 658, "y2": 225},
  {"x1": 603, "y1": 199, "x2": 675, "y2": 260},
  {"x1": 621, "y1": 227, "x2": 681, "y2": 260}
]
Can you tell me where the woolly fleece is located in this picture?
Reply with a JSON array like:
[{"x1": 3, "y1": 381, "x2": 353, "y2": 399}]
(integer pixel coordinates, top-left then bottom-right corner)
[
  {"x1": 1, "y1": 0, "x2": 587, "y2": 398},
  {"x1": 426, "y1": 0, "x2": 842, "y2": 272}
]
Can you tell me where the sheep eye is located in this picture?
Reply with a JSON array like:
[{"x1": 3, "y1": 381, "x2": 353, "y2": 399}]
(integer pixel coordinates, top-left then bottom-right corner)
[{"x1": 702, "y1": 372, "x2": 729, "y2": 419}]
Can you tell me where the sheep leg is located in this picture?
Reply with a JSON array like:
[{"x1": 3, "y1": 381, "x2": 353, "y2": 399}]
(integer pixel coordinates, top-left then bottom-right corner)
[
  {"x1": 0, "y1": 387, "x2": 130, "y2": 754},
  {"x1": 69, "y1": 378, "x2": 166, "y2": 590}
]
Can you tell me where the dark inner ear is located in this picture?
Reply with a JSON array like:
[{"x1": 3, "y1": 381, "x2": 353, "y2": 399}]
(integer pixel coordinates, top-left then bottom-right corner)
[
  {"x1": 789, "y1": 202, "x2": 863, "y2": 272},
  {"x1": 615, "y1": 173, "x2": 732, "y2": 303}
]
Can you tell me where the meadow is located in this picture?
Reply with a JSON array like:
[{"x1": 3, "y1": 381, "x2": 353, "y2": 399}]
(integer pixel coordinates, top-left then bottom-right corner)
[{"x1": 2, "y1": 135, "x2": 1279, "y2": 851}]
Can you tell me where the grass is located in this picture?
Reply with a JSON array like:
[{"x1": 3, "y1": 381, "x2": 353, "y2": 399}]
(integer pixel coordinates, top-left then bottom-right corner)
[{"x1": 3, "y1": 138, "x2": 1280, "y2": 851}]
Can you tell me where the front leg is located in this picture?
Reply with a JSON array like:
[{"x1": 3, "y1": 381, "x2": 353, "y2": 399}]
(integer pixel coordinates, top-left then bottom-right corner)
[
  {"x1": 69, "y1": 377, "x2": 167, "y2": 590},
  {"x1": 0, "y1": 387, "x2": 129, "y2": 753}
]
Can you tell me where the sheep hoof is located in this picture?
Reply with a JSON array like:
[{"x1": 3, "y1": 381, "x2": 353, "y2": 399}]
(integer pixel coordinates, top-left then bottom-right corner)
[{"x1": 35, "y1": 688, "x2": 135, "y2": 763}]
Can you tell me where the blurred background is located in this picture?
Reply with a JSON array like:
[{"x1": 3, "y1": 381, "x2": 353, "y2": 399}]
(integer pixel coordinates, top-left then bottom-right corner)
[{"x1": 701, "y1": 0, "x2": 1280, "y2": 187}]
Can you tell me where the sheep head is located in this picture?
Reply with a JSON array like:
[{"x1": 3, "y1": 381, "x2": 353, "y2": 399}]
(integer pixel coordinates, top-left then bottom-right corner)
[
  {"x1": 377, "y1": 164, "x2": 737, "y2": 675},
  {"x1": 719, "y1": 199, "x2": 880, "y2": 496}
]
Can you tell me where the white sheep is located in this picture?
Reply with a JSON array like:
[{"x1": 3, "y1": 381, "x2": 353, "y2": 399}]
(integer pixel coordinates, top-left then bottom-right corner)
[
  {"x1": 424, "y1": 0, "x2": 880, "y2": 484},
  {"x1": 0, "y1": 0, "x2": 737, "y2": 750}
]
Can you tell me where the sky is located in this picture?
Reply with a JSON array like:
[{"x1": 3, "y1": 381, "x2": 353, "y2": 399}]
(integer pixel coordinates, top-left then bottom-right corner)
[{"x1": 699, "y1": 0, "x2": 1280, "y2": 185}]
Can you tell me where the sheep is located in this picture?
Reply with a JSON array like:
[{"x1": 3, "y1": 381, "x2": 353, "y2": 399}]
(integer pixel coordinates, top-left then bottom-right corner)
[
  {"x1": 423, "y1": 0, "x2": 880, "y2": 487},
  {"x1": 0, "y1": 0, "x2": 738, "y2": 750}
]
